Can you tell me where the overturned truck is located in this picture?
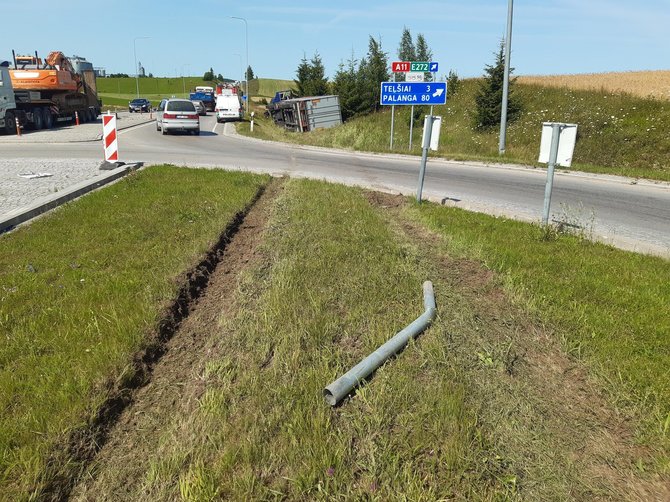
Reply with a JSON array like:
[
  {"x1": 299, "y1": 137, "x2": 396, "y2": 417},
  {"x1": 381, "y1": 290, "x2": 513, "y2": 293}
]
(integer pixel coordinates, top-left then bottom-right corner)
[{"x1": 266, "y1": 91, "x2": 342, "y2": 132}]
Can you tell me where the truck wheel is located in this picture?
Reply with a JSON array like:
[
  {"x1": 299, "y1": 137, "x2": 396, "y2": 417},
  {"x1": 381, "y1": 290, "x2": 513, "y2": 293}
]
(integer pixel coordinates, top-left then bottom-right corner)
[
  {"x1": 32, "y1": 108, "x2": 44, "y2": 130},
  {"x1": 43, "y1": 109, "x2": 54, "y2": 129},
  {"x1": 4, "y1": 111, "x2": 16, "y2": 135}
]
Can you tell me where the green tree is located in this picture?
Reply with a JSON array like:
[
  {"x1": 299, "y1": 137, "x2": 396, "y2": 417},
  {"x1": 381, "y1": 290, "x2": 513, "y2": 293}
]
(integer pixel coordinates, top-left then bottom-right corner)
[
  {"x1": 415, "y1": 33, "x2": 434, "y2": 81},
  {"x1": 246, "y1": 66, "x2": 255, "y2": 80},
  {"x1": 358, "y1": 36, "x2": 389, "y2": 114},
  {"x1": 447, "y1": 69, "x2": 460, "y2": 98},
  {"x1": 295, "y1": 52, "x2": 329, "y2": 96},
  {"x1": 474, "y1": 39, "x2": 522, "y2": 130},
  {"x1": 332, "y1": 52, "x2": 364, "y2": 121},
  {"x1": 295, "y1": 54, "x2": 311, "y2": 96},
  {"x1": 308, "y1": 52, "x2": 329, "y2": 95},
  {"x1": 203, "y1": 67, "x2": 214, "y2": 81},
  {"x1": 396, "y1": 27, "x2": 416, "y2": 82}
]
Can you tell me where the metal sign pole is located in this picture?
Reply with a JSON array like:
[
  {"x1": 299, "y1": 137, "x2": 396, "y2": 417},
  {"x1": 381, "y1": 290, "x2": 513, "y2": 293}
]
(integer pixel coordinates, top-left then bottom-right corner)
[
  {"x1": 390, "y1": 72, "x2": 395, "y2": 150},
  {"x1": 409, "y1": 105, "x2": 414, "y2": 150},
  {"x1": 542, "y1": 123, "x2": 562, "y2": 225},
  {"x1": 417, "y1": 114, "x2": 434, "y2": 203}
]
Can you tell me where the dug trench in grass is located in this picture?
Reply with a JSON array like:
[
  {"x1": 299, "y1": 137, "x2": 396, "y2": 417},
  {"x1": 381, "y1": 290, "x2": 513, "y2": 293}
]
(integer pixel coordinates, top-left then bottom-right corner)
[
  {"x1": 0, "y1": 166, "x2": 270, "y2": 501},
  {"x1": 79, "y1": 179, "x2": 512, "y2": 501},
  {"x1": 67, "y1": 177, "x2": 286, "y2": 501}
]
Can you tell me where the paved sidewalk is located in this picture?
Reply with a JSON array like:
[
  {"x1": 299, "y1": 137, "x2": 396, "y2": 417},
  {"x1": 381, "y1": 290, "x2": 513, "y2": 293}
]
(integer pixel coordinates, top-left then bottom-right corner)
[
  {"x1": 0, "y1": 111, "x2": 154, "y2": 144},
  {"x1": 0, "y1": 159, "x2": 106, "y2": 217}
]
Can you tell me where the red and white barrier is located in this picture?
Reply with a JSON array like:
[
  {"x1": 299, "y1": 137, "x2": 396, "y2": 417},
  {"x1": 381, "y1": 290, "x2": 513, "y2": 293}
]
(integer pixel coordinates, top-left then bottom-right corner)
[{"x1": 102, "y1": 113, "x2": 118, "y2": 162}]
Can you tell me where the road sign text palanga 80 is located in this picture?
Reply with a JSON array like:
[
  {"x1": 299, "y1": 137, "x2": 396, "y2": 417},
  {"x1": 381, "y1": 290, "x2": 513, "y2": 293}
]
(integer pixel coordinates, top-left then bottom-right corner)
[{"x1": 380, "y1": 82, "x2": 447, "y2": 105}]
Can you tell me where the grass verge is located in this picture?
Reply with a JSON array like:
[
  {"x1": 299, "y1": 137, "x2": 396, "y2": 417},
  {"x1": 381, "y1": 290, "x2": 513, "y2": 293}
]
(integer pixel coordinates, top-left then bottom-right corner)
[
  {"x1": 238, "y1": 79, "x2": 670, "y2": 182},
  {"x1": 130, "y1": 179, "x2": 512, "y2": 500},
  {"x1": 0, "y1": 166, "x2": 268, "y2": 501},
  {"x1": 409, "y1": 202, "x2": 670, "y2": 470}
]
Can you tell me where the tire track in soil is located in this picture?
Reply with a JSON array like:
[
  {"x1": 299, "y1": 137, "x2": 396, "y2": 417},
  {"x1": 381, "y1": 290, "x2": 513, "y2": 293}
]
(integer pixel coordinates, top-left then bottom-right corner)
[
  {"x1": 365, "y1": 190, "x2": 670, "y2": 501},
  {"x1": 59, "y1": 178, "x2": 284, "y2": 501}
]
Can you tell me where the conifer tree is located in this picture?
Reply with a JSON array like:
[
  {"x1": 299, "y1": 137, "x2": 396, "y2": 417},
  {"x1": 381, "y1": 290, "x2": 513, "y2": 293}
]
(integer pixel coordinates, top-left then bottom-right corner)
[
  {"x1": 474, "y1": 40, "x2": 522, "y2": 129},
  {"x1": 332, "y1": 52, "x2": 363, "y2": 121},
  {"x1": 359, "y1": 36, "x2": 389, "y2": 113},
  {"x1": 396, "y1": 27, "x2": 416, "y2": 82}
]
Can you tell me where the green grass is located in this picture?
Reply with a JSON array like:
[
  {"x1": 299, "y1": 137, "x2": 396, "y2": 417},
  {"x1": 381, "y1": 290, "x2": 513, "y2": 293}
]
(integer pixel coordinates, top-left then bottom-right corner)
[
  {"x1": 1, "y1": 170, "x2": 668, "y2": 499},
  {"x1": 131, "y1": 179, "x2": 512, "y2": 500},
  {"x1": 410, "y1": 202, "x2": 670, "y2": 465},
  {"x1": 247, "y1": 78, "x2": 296, "y2": 98},
  {"x1": 96, "y1": 77, "x2": 296, "y2": 108},
  {"x1": 0, "y1": 166, "x2": 268, "y2": 501},
  {"x1": 239, "y1": 78, "x2": 670, "y2": 182}
]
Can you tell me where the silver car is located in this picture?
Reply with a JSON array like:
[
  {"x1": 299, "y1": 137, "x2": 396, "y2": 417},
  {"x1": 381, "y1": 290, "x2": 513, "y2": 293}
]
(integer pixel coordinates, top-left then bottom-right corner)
[
  {"x1": 192, "y1": 100, "x2": 206, "y2": 116},
  {"x1": 156, "y1": 98, "x2": 200, "y2": 135}
]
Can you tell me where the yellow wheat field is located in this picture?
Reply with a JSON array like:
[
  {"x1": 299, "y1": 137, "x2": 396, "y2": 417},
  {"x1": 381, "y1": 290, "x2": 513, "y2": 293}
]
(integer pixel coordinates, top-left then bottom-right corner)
[{"x1": 517, "y1": 70, "x2": 670, "y2": 100}]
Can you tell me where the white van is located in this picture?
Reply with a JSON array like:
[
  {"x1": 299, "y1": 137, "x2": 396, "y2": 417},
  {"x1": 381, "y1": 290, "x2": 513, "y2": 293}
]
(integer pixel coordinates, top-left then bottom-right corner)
[{"x1": 215, "y1": 94, "x2": 243, "y2": 123}]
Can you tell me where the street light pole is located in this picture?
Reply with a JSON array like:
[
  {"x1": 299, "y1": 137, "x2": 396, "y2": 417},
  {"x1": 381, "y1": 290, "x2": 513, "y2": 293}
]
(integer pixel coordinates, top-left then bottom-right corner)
[
  {"x1": 233, "y1": 53, "x2": 243, "y2": 87},
  {"x1": 230, "y1": 16, "x2": 249, "y2": 115},
  {"x1": 133, "y1": 36, "x2": 150, "y2": 98},
  {"x1": 498, "y1": 0, "x2": 514, "y2": 155}
]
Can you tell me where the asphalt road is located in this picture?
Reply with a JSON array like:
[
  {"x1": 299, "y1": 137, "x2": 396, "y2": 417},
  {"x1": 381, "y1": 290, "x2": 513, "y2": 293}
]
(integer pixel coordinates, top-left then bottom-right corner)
[{"x1": 3, "y1": 113, "x2": 669, "y2": 257}]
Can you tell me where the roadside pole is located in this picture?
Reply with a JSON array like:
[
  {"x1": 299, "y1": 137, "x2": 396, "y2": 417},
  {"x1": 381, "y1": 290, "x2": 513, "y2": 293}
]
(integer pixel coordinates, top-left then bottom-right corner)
[
  {"x1": 417, "y1": 114, "x2": 434, "y2": 203},
  {"x1": 380, "y1": 68, "x2": 446, "y2": 202},
  {"x1": 390, "y1": 72, "x2": 395, "y2": 150},
  {"x1": 538, "y1": 122, "x2": 578, "y2": 225},
  {"x1": 542, "y1": 123, "x2": 561, "y2": 225},
  {"x1": 409, "y1": 105, "x2": 414, "y2": 150}
]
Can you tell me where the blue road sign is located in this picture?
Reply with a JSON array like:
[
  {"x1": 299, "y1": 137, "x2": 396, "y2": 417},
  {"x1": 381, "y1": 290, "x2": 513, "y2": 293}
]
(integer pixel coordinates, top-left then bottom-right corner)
[
  {"x1": 380, "y1": 82, "x2": 447, "y2": 106},
  {"x1": 430, "y1": 61, "x2": 439, "y2": 72}
]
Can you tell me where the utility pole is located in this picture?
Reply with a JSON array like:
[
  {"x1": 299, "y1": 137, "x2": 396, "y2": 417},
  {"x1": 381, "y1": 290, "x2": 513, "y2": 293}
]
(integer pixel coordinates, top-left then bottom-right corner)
[
  {"x1": 498, "y1": 0, "x2": 514, "y2": 155},
  {"x1": 230, "y1": 17, "x2": 249, "y2": 115}
]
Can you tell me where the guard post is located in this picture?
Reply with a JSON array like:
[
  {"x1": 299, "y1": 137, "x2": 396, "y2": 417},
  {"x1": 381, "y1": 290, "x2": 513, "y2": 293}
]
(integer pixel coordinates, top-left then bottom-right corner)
[{"x1": 538, "y1": 122, "x2": 578, "y2": 225}]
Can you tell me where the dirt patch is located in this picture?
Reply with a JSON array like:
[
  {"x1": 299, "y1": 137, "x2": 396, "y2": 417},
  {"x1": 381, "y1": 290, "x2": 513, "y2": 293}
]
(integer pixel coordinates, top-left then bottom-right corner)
[
  {"x1": 367, "y1": 195, "x2": 670, "y2": 501},
  {"x1": 363, "y1": 189, "x2": 406, "y2": 209},
  {"x1": 44, "y1": 178, "x2": 284, "y2": 501}
]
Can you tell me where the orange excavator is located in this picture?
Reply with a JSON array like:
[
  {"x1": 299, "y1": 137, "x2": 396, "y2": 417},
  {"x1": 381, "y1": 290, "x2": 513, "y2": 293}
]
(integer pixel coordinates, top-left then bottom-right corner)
[
  {"x1": 0, "y1": 50, "x2": 101, "y2": 132},
  {"x1": 10, "y1": 51, "x2": 79, "y2": 92}
]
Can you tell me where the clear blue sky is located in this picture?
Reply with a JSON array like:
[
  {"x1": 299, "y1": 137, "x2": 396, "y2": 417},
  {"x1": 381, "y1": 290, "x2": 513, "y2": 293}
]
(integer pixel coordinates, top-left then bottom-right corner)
[{"x1": 3, "y1": 1, "x2": 669, "y2": 81}]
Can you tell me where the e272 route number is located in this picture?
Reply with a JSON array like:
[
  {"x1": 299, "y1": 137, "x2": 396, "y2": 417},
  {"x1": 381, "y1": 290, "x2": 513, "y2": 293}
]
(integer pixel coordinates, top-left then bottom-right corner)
[{"x1": 411, "y1": 62, "x2": 429, "y2": 72}]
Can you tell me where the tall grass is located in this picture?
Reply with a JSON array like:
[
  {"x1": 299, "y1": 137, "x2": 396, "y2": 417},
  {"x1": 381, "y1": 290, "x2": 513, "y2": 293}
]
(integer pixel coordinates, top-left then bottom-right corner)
[
  {"x1": 240, "y1": 79, "x2": 670, "y2": 181},
  {"x1": 518, "y1": 70, "x2": 670, "y2": 101},
  {"x1": 0, "y1": 166, "x2": 267, "y2": 501}
]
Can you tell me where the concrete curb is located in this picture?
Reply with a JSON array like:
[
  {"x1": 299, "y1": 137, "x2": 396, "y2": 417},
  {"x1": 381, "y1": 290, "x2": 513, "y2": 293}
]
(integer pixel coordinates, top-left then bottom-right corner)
[{"x1": 0, "y1": 163, "x2": 141, "y2": 233}]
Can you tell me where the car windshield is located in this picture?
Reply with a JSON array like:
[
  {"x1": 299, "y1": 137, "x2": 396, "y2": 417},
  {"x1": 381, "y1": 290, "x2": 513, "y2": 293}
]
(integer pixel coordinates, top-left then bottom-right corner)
[
  {"x1": 131, "y1": 99, "x2": 146, "y2": 104},
  {"x1": 167, "y1": 101, "x2": 195, "y2": 112}
]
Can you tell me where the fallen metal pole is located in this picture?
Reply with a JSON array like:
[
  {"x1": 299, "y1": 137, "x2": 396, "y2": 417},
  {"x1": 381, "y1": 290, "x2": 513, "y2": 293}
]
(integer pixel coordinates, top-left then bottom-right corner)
[{"x1": 323, "y1": 281, "x2": 437, "y2": 406}]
